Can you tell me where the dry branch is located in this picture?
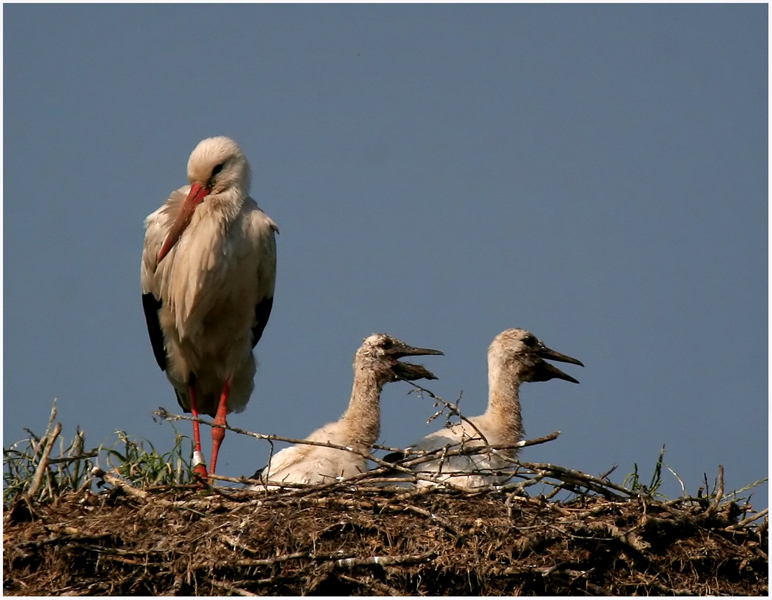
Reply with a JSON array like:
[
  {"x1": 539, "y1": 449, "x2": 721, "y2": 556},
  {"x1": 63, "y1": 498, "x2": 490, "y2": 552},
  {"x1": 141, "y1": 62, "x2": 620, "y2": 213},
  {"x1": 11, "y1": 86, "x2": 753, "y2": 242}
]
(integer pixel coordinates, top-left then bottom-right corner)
[{"x1": 24, "y1": 423, "x2": 62, "y2": 502}]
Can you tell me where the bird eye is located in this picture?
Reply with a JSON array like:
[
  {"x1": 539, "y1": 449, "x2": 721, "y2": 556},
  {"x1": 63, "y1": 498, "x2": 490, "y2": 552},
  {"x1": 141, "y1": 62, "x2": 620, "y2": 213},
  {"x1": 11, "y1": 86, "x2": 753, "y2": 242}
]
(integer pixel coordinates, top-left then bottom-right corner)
[
  {"x1": 381, "y1": 338, "x2": 393, "y2": 350},
  {"x1": 211, "y1": 163, "x2": 224, "y2": 178},
  {"x1": 522, "y1": 336, "x2": 537, "y2": 347}
]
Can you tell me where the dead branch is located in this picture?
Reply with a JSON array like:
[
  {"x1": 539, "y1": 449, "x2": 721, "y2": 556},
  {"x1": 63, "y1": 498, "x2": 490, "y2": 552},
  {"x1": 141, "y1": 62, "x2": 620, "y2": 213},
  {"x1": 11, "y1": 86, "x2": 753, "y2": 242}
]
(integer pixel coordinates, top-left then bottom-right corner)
[
  {"x1": 24, "y1": 422, "x2": 62, "y2": 502},
  {"x1": 334, "y1": 551, "x2": 437, "y2": 568}
]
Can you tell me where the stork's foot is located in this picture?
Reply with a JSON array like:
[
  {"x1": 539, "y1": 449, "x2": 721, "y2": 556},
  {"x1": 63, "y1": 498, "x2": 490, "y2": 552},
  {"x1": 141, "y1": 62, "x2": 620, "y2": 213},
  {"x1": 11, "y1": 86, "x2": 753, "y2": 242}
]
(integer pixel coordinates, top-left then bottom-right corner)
[
  {"x1": 209, "y1": 377, "x2": 231, "y2": 478},
  {"x1": 210, "y1": 423, "x2": 226, "y2": 478},
  {"x1": 188, "y1": 382, "x2": 209, "y2": 483}
]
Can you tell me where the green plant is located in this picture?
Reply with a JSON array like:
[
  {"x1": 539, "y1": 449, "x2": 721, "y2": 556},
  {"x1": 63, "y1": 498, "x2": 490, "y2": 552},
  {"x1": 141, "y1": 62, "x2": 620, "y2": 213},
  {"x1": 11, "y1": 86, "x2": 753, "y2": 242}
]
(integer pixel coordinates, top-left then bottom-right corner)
[
  {"x1": 103, "y1": 426, "x2": 194, "y2": 488},
  {"x1": 623, "y1": 444, "x2": 668, "y2": 498},
  {"x1": 3, "y1": 399, "x2": 197, "y2": 508}
]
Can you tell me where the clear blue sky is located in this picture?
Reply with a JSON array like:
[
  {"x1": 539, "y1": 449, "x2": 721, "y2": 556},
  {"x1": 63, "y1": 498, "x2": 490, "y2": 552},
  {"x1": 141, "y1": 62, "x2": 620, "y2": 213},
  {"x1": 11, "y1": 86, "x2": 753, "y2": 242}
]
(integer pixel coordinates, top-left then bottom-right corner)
[{"x1": 4, "y1": 4, "x2": 767, "y2": 508}]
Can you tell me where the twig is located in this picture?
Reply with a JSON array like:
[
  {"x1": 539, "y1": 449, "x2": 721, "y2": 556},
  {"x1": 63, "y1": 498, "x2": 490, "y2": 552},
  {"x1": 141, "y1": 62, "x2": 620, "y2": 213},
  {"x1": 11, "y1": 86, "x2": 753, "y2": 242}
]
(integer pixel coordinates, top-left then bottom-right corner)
[
  {"x1": 726, "y1": 507, "x2": 768, "y2": 530},
  {"x1": 73, "y1": 543, "x2": 166, "y2": 557},
  {"x1": 211, "y1": 580, "x2": 257, "y2": 596},
  {"x1": 207, "y1": 483, "x2": 242, "y2": 501},
  {"x1": 155, "y1": 408, "x2": 381, "y2": 469},
  {"x1": 407, "y1": 382, "x2": 491, "y2": 446},
  {"x1": 398, "y1": 504, "x2": 459, "y2": 536},
  {"x1": 339, "y1": 574, "x2": 402, "y2": 596},
  {"x1": 380, "y1": 432, "x2": 561, "y2": 486},
  {"x1": 47, "y1": 451, "x2": 100, "y2": 465},
  {"x1": 218, "y1": 533, "x2": 260, "y2": 554},
  {"x1": 33, "y1": 398, "x2": 58, "y2": 462},
  {"x1": 335, "y1": 551, "x2": 437, "y2": 568},
  {"x1": 92, "y1": 467, "x2": 148, "y2": 500},
  {"x1": 201, "y1": 551, "x2": 361, "y2": 570},
  {"x1": 583, "y1": 520, "x2": 650, "y2": 553},
  {"x1": 599, "y1": 465, "x2": 618, "y2": 480},
  {"x1": 25, "y1": 422, "x2": 62, "y2": 501},
  {"x1": 708, "y1": 465, "x2": 725, "y2": 514},
  {"x1": 230, "y1": 551, "x2": 314, "y2": 567},
  {"x1": 521, "y1": 462, "x2": 635, "y2": 499},
  {"x1": 501, "y1": 473, "x2": 545, "y2": 498},
  {"x1": 16, "y1": 533, "x2": 113, "y2": 549},
  {"x1": 518, "y1": 430, "x2": 562, "y2": 448}
]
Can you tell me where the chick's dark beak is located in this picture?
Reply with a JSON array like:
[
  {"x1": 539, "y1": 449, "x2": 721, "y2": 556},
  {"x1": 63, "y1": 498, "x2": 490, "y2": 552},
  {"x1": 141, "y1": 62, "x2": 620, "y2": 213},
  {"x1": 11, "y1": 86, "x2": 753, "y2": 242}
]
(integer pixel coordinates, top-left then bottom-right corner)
[
  {"x1": 533, "y1": 344, "x2": 584, "y2": 384},
  {"x1": 389, "y1": 342, "x2": 444, "y2": 360},
  {"x1": 536, "y1": 345, "x2": 584, "y2": 368},
  {"x1": 532, "y1": 361, "x2": 580, "y2": 384},
  {"x1": 391, "y1": 362, "x2": 438, "y2": 382},
  {"x1": 387, "y1": 341, "x2": 443, "y2": 382}
]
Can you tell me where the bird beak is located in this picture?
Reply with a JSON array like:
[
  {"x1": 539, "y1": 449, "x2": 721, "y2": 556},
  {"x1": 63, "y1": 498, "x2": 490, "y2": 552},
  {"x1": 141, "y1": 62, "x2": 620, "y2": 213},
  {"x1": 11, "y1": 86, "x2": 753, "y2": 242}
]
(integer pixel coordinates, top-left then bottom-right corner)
[
  {"x1": 391, "y1": 361, "x2": 439, "y2": 382},
  {"x1": 157, "y1": 182, "x2": 210, "y2": 263},
  {"x1": 390, "y1": 343, "x2": 444, "y2": 360},
  {"x1": 389, "y1": 342, "x2": 443, "y2": 382},
  {"x1": 533, "y1": 344, "x2": 584, "y2": 384}
]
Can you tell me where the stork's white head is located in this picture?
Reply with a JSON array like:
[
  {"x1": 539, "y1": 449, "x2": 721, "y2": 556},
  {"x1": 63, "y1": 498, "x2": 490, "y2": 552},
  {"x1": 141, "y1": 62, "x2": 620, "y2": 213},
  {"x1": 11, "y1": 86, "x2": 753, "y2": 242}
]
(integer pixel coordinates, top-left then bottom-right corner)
[
  {"x1": 488, "y1": 328, "x2": 584, "y2": 384},
  {"x1": 187, "y1": 136, "x2": 251, "y2": 196},
  {"x1": 158, "y1": 136, "x2": 251, "y2": 263},
  {"x1": 355, "y1": 333, "x2": 443, "y2": 383}
]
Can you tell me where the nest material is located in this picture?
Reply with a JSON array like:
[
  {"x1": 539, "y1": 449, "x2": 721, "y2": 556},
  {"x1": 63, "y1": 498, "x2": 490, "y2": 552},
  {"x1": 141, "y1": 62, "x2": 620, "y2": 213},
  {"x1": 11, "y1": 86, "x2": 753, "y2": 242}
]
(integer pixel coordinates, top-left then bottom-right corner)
[{"x1": 3, "y1": 468, "x2": 768, "y2": 596}]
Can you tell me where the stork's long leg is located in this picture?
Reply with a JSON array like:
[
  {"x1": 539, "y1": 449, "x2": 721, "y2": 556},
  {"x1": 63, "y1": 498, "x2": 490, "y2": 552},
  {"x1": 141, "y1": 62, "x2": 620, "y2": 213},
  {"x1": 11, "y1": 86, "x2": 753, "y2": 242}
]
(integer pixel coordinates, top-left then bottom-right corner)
[
  {"x1": 188, "y1": 380, "x2": 209, "y2": 479},
  {"x1": 210, "y1": 376, "x2": 231, "y2": 477}
]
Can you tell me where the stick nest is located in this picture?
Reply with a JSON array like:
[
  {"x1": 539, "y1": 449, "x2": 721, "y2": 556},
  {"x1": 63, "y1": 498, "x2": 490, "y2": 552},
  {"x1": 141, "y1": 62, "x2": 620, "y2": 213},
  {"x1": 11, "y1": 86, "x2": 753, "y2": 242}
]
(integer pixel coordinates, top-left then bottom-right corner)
[{"x1": 4, "y1": 467, "x2": 768, "y2": 596}]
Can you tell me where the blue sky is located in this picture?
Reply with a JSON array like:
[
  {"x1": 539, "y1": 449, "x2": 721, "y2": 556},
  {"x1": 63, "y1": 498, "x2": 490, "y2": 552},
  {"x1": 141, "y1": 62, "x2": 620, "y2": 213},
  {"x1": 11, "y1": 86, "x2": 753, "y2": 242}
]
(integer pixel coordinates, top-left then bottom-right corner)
[{"x1": 4, "y1": 4, "x2": 767, "y2": 508}]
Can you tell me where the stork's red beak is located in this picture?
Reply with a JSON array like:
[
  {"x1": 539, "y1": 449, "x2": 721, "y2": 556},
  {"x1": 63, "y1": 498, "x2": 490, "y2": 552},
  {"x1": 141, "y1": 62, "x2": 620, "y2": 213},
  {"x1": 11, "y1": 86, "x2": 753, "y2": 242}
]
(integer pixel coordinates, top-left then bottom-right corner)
[{"x1": 157, "y1": 182, "x2": 210, "y2": 263}]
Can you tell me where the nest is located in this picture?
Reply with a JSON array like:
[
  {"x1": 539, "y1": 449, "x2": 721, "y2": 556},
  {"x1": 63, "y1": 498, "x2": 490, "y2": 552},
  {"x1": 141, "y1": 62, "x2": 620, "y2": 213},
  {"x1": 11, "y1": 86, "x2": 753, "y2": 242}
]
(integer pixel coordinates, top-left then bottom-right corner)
[{"x1": 4, "y1": 463, "x2": 768, "y2": 596}]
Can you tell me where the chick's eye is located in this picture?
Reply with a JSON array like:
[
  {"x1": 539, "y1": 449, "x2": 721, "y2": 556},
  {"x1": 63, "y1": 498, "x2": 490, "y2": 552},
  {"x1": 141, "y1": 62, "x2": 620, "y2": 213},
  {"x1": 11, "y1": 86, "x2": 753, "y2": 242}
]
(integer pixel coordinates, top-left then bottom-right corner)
[
  {"x1": 381, "y1": 339, "x2": 393, "y2": 350},
  {"x1": 522, "y1": 336, "x2": 537, "y2": 347}
]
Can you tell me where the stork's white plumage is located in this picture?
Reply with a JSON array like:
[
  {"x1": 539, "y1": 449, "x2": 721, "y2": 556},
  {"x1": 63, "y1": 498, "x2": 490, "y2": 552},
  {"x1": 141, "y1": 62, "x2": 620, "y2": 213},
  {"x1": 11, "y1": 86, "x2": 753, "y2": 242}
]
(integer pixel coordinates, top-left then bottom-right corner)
[
  {"x1": 141, "y1": 136, "x2": 278, "y2": 479},
  {"x1": 388, "y1": 328, "x2": 583, "y2": 489},
  {"x1": 254, "y1": 334, "x2": 442, "y2": 488}
]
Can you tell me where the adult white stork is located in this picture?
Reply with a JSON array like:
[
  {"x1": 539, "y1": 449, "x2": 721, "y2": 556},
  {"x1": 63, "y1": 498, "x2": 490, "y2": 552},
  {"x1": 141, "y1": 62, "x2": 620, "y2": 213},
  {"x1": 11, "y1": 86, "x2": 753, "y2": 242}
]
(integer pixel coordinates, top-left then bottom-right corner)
[
  {"x1": 141, "y1": 136, "x2": 277, "y2": 480},
  {"x1": 385, "y1": 328, "x2": 583, "y2": 489}
]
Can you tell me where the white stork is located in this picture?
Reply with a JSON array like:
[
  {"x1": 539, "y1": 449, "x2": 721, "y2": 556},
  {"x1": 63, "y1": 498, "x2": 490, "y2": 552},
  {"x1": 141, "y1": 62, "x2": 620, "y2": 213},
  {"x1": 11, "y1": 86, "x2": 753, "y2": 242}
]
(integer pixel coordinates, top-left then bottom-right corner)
[
  {"x1": 386, "y1": 328, "x2": 583, "y2": 489},
  {"x1": 141, "y1": 136, "x2": 277, "y2": 479},
  {"x1": 254, "y1": 334, "x2": 442, "y2": 487}
]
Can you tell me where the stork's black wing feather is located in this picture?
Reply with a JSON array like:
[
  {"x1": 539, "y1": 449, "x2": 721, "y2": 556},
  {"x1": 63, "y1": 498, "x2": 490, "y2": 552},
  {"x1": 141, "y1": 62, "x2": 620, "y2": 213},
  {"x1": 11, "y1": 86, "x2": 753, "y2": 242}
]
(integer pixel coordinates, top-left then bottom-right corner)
[
  {"x1": 142, "y1": 293, "x2": 167, "y2": 371},
  {"x1": 251, "y1": 296, "x2": 274, "y2": 348}
]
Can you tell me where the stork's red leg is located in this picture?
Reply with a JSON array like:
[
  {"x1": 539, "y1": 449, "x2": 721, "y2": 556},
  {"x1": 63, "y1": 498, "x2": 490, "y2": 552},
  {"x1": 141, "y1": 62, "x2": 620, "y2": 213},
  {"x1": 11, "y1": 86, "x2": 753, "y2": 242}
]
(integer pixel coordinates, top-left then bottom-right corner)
[
  {"x1": 188, "y1": 382, "x2": 209, "y2": 480},
  {"x1": 210, "y1": 376, "x2": 231, "y2": 477}
]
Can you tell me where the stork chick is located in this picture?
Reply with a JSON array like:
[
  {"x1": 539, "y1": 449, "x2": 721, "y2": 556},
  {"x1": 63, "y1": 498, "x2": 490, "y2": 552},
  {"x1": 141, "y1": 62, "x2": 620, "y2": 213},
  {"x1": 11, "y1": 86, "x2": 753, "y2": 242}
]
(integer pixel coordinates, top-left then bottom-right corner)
[
  {"x1": 389, "y1": 328, "x2": 583, "y2": 489},
  {"x1": 254, "y1": 334, "x2": 442, "y2": 487},
  {"x1": 141, "y1": 136, "x2": 278, "y2": 480}
]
